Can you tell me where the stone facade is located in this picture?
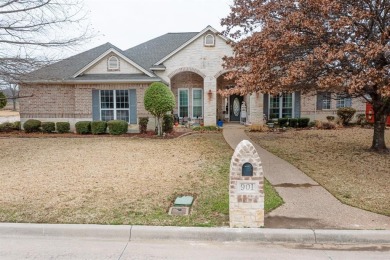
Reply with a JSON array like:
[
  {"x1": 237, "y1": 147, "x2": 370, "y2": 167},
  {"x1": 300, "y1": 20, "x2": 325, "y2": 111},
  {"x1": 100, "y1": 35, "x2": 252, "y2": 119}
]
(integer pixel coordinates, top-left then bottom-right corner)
[
  {"x1": 155, "y1": 33, "x2": 232, "y2": 126},
  {"x1": 230, "y1": 140, "x2": 264, "y2": 228}
]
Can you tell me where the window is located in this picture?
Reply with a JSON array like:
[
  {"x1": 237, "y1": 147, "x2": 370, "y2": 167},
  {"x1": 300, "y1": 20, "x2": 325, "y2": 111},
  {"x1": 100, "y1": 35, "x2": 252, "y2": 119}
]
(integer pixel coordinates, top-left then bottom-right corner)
[
  {"x1": 336, "y1": 94, "x2": 352, "y2": 108},
  {"x1": 107, "y1": 56, "x2": 119, "y2": 71},
  {"x1": 192, "y1": 89, "x2": 203, "y2": 118},
  {"x1": 269, "y1": 93, "x2": 294, "y2": 118},
  {"x1": 178, "y1": 89, "x2": 189, "y2": 118},
  {"x1": 204, "y1": 34, "x2": 215, "y2": 47},
  {"x1": 100, "y1": 90, "x2": 129, "y2": 122},
  {"x1": 322, "y1": 92, "x2": 331, "y2": 109}
]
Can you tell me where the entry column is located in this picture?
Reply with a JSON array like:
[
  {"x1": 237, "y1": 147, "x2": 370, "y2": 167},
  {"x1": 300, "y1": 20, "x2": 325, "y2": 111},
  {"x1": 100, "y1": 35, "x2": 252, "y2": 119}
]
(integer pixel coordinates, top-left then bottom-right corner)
[{"x1": 203, "y1": 76, "x2": 217, "y2": 126}]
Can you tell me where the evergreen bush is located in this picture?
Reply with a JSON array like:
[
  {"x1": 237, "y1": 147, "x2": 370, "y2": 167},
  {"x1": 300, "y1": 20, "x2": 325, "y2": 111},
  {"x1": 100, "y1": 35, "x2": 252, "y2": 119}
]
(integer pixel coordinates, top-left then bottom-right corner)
[
  {"x1": 23, "y1": 119, "x2": 41, "y2": 133},
  {"x1": 75, "y1": 121, "x2": 91, "y2": 134},
  {"x1": 91, "y1": 121, "x2": 107, "y2": 134},
  {"x1": 107, "y1": 120, "x2": 128, "y2": 135},
  {"x1": 56, "y1": 122, "x2": 70, "y2": 133},
  {"x1": 41, "y1": 122, "x2": 55, "y2": 133}
]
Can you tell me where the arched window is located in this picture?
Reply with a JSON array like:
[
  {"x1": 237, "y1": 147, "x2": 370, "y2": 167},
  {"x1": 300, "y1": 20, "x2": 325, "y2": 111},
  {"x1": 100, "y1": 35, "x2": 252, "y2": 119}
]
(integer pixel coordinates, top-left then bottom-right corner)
[
  {"x1": 107, "y1": 56, "x2": 120, "y2": 71},
  {"x1": 204, "y1": 34, "x2": 215, "y2": 47}
]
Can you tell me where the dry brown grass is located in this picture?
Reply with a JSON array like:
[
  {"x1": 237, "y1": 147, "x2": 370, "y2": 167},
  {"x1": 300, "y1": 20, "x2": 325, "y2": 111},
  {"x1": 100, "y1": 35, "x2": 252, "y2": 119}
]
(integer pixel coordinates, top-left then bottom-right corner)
[
  {"x1": 0, "y1": 134, "x2": 232, "y2": 226},
  {"x1": 248, "y1": 127, "x2": 390, "y2": 216}
]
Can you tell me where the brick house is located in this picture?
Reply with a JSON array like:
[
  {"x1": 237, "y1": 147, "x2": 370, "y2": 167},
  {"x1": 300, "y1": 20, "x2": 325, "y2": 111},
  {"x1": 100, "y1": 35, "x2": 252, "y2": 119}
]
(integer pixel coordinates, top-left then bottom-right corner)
[{"x1": 19, "y1": 26, "x2": 365, "y2": 131}]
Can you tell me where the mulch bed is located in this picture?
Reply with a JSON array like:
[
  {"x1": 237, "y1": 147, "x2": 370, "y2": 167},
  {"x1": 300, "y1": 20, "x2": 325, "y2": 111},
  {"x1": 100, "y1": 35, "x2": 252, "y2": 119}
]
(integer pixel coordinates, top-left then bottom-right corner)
[{"x1": 0, "y1": 129, "x2": 191, "y2": 139}]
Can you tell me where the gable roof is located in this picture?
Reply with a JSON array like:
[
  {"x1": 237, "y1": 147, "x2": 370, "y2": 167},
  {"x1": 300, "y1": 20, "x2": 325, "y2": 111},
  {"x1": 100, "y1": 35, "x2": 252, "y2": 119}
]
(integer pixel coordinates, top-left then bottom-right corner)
[
  {"x1": 22, "y1": 42, "x2": 117, "y2": 82},
  {"x1": 72, "y1": 48, "x2": 155, "y2": 78},
  {"x1": 153, "y1": 25, "x2": 229, "y2": 66},
  {"x1": 125, "y1": 32, "x2": 198, "y2": 73},
  {"x1": 21, "y1": 26, "x2": 228, "y2": 83}
]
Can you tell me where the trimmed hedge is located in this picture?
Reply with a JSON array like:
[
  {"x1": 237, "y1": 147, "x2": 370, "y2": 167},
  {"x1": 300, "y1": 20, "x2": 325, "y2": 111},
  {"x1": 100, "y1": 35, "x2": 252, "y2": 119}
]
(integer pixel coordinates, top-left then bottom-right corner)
[
  {"x1": 278, "y1": 118, "x2": 289, "y2": 127},
  {"x1": 91, "y1": 121, "x2": 107, "y2": 134},
  {"x1": 41, "y1": 122, "x2": 55, "y2": 133},
  {"x1": 107, "y1": 120, "x2": 128, "y2": 135},
  {"x1": 289, "y1": 118, "x2": 298, "y2": 128},
  {"x1": 298, "y1": 118, "x2": 310, "y2": 128},
  {"x1": 75, "y1": 121, "x2": 91, "y2": 134},
  {"x1": 139, "y1": 117, "x2": 149, "y2": 134},
  {"x1": 23, "y1": 119, "x2": 41, "y2": 133},
  {"x1": 0, "y1": 122, "x2": 14, "y2": 132},
  {"x1": 163, "y1": 114, "x2": 174, "y2": 133},
  {"x1": 56, "y1": 122, "x2": 70, "y2": 133}
]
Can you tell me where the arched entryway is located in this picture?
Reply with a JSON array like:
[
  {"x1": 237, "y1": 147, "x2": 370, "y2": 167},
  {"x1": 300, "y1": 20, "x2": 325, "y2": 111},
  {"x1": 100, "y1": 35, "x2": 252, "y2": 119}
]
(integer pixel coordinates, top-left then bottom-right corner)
[
  {"x1": 170, "y1": 71, "x2": 204, "y2": 122},
  {"x1": 217, "y1": 73, "x2": 245, "y2": 123}
]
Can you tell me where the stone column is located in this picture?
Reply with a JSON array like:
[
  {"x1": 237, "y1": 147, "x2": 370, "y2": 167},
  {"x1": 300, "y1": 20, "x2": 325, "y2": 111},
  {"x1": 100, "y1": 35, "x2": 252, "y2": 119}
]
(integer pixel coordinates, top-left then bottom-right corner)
[
  {"x1": 203, "y1": 76, "x2": 217, "y2": 126},
  {"x1": 229, "y1": 140, "x2": 264, "y2": 228},
  {"x1": 249, "y1": 93, "x2": 264, "y2": 125}
]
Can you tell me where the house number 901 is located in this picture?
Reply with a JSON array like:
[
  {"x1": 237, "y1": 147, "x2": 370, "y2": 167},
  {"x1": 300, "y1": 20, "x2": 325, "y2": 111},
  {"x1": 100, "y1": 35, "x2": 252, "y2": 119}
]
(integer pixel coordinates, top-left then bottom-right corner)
[
  {"x1": 240, "y1": 183, "x2": 255, "y2": 191},
  {"x1": 237, "y1": 181, "x2": 258, "y2": 194}
]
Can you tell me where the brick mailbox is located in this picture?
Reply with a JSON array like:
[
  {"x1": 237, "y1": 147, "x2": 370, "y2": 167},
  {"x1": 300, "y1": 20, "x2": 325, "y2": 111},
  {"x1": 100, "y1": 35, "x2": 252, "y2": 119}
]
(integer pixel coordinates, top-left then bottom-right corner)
[{"x1": 229, "y1": 140, "x2": 264, "y2": 228}]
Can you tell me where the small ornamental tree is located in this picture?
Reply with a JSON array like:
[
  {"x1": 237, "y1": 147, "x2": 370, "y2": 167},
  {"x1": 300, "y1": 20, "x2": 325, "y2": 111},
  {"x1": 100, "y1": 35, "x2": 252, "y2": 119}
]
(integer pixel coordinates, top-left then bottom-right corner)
[
  {"x1": 144, "y1": 82, "x2": 175, "y2": 136},
  {"x1": 0, "y1": 92, "x2": 7, "y2": 109}
]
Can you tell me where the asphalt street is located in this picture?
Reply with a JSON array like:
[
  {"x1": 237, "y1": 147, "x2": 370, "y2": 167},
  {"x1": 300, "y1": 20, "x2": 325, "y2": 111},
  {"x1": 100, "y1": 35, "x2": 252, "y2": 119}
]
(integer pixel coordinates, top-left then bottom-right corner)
[{"x1": 1, "y1": 235, "x2": 389, "y2": 260}]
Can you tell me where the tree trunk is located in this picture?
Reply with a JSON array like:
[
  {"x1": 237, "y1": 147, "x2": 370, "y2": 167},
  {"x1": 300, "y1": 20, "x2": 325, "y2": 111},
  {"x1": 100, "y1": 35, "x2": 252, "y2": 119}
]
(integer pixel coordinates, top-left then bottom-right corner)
[
  {"x1": 12, "y1": 98, "x2": 16, "y2": 111},
  {"x1": 157, "y1": 117, "x2": 162, "y2": 136},
  {"x1": 371, "y1": 110, "x2": 388, "y2": 152}
]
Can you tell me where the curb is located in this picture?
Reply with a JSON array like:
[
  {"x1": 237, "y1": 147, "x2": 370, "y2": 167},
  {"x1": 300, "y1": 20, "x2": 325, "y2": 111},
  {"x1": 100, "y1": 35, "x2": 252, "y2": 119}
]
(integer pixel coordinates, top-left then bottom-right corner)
[{"x1": 1, "y1": 223, "x2": 389, "y2": 244}]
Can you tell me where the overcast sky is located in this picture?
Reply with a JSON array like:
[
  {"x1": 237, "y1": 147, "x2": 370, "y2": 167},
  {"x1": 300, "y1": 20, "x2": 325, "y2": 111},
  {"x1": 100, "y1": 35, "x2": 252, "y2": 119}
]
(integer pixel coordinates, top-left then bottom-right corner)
[{"x1": 82, "y1": 0, "x2": 233, "y2": 51}]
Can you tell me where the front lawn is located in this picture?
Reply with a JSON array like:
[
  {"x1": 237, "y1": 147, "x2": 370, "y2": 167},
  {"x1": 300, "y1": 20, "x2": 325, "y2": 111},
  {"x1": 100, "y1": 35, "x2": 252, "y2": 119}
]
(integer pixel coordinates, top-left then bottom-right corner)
[
  {"x1": 0, "y1": 133, "x2": 281, "y2": 226},
  {"x1": 248, "y1": 127, "x2": 390, "y2": 216}
]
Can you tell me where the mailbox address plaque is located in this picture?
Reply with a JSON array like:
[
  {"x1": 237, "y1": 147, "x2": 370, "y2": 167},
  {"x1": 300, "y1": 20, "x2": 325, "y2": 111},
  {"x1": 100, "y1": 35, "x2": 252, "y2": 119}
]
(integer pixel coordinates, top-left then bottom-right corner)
[{"x1": 236, "y1": 181, "x2": 259, "y2": 194}]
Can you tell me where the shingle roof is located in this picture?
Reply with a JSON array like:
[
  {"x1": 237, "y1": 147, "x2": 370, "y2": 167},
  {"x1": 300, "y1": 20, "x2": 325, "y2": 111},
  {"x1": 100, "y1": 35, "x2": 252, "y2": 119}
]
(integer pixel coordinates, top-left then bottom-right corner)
[
  {"x1": 22, "y1": 42, "x2": 121, "y2": 82},
  {"x1": 21, "y1": 32, "x2": 200, "y2": 83},
  {"x1": 125, "y1": 32, "x2": 198, "y2": 73}
]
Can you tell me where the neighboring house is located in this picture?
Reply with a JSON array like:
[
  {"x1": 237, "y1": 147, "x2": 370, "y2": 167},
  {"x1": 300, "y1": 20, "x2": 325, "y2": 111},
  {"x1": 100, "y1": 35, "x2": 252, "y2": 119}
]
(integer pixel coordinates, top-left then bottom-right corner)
[{"x1": 19, "y1": 25, "x2": 365, "y2": 131}]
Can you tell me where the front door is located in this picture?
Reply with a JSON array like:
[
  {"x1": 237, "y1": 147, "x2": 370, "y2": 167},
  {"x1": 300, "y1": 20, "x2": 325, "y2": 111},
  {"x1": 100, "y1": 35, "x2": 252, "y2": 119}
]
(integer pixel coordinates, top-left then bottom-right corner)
[{"x1": 230, "y1": 95, "x2": 243, "y2": 121}]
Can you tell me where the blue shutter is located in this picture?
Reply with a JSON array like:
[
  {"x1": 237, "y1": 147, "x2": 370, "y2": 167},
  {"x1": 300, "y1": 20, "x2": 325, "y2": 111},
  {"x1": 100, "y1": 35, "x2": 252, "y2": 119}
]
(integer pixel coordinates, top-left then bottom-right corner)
[
  {"x1": 263, "y1": 94, "x2": 269, "y2": 120},
  {"x1": 294, "y1": 91, "x2": 301, "y2": 118},
  {"x1": 129, "y1": 89, "x2": 137, "y2": 124},
  {"x1": 92, "y1": 89, "x2": 100, "y2": 121}
]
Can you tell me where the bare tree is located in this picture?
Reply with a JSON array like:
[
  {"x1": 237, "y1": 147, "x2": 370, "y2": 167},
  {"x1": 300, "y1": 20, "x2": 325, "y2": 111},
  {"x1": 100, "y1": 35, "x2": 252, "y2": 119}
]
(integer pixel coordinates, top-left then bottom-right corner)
[
  {"x1": 0, "y1": 83, "x2": 19, "y2": 110},
  {"x1": 0, "y1": 0, "x2": 94, "y2": 83}
]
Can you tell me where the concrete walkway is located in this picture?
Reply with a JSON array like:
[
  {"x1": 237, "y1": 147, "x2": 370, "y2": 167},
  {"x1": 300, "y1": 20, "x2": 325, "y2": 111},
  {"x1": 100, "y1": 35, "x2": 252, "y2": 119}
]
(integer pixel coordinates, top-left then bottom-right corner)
[{"x1": 222, "y1": 123, "x2": 390, "y2": 230}]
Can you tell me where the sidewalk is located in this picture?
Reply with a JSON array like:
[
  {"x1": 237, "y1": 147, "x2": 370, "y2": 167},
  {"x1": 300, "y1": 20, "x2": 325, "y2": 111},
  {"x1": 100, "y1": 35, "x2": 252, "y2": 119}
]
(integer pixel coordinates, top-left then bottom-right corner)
[{"x1": 222, "y1": 123, "x2": 390, "y2": 230}]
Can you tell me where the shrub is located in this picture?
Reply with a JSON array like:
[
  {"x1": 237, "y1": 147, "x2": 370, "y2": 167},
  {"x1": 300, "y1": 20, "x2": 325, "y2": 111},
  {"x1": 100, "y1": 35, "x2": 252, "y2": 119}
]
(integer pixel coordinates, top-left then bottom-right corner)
[
  {"x1": 23, "y1": 119, "x2": 41, "y2": 133},
  {"x1": 75, "y1": 121, "x2": 91, "y2": 134},
  {"x1": 321, "y1": 121, "x2": 337, "y2": 129},
  {"x1": 0, "y1": 122, "x2": 14, "y2": 132},
  {"x1": 91, "y1": 121, "x2": 107, "y2": 135},
  {"x1": 277, "y1": 118, "x2": 289, "y2": 127},
  {"x1": 107, "y1": 120, "x2": 128, "y2": 135},
  {"x1": 163, "y1": 114, "x2": 174, "y2": 133},
  {"x1": 326, "y1": 116, "x2": 335, "y2": 122},
  {"x1": 41, "y1": 122, "x2": 55, "y2": 133},
  {"x1": 13, "y1": 121, "x2": 21, "y2": 130},
  {"x1": 139, "y1": 117, "x2": 149, "y2": 134},
  {"x1": 56, "y1": 122, "x2": 70, "y2": 133},
  {"x1": 356, "y1": 113, "x2": 366, "y2": 125},
  {"x1": 0, "y1": 92, "x2": 7, "y2": 109},
  {"x1": 298, "y1": 118, "x2": 310, "y2": 128},
  {"x1": 337, "y1": 107, "x2": 356, "y2": 125},
  {"x1": 289, "y1": 118, "x2": 298, "y2": 128},
  {"x1": 314, "y1": 120, "x2": 322, "y2": 128}
]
